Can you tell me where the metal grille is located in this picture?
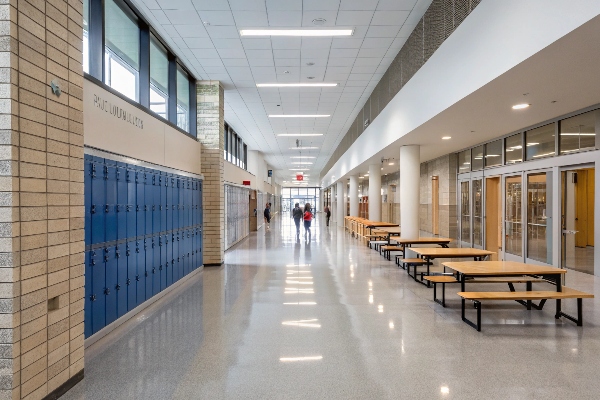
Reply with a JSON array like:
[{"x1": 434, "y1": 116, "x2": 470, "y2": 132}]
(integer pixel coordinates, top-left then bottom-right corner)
[
  {"x1": 389, "y1": 55, "x2": 403, "y2": 98},
  {"x1": 454, "y1": 0, "x2": 470, "y2": 28},
  {"x1": 398, "y1": 46, "x2": 410, "y2": 91},
  {"x1": 424, "y1": 0, "x2": 444, "y2": 62},
  {"x1": 443, "y1": 0, "x2": 454, "y2": 40}
]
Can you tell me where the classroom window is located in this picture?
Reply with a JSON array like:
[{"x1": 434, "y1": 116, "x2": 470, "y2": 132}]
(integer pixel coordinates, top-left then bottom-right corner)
[
  {"x1": 526, "y1": 123, "x2": 555, "y2": 160},
  {"x1": 83, "y1": 0, "x2": 90, "y2": 74},
  {"x1": 150, "y1": 36, "x2": 169, "y2": 119},
  {"x1": 177, "y1": 66, "x2": 190, "y2": 132}
]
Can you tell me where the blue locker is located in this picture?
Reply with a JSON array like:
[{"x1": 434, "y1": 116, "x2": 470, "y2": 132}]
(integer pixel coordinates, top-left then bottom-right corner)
[
  {"x1": 126, "y1": 165, "x2": 136, "y2": 239},
  {"x1": 198, "y1": 226, "x2": 203, "y2": 268},
  {"x1": 166, "y1": 175, "x2": 173, "y2": 231},
  {"x1": 160, "y1": 173, "x2": 167, "y2": 233},
  {"x1": 185, "y1": 229, "x2": 191, "y2": 275},
  {"x1": 105, "y1": 160, "x2": 118, "y2": 242},
  {"x1": 152, "y1": 236, "x2": 160, "y2": 296},
  {"x1": 165, "y1": 233, "x2": 173, "y2": 287},
  {"x1": 135, "y1": 240, "x2": 145, "y2": 307},
  {"x1": 159, "y1": 235, "x2": 167, "y2": 291},
  {"x1": 173, "y1": 178, "x2": 180, "y2": 230},
  {"x1": 84, "y1": 155, "x2": 92, "y2": 246},
  {"x1": 126, "y1": 241, "x2": 136, "y2": 312},
  {"x1": 90, "y1": 249, "x2": 106, "y2": 334},
  {"x1": 178, "y1": 178, "x2": 184, "y2": 229},
  {"x1": 116, "y1": 163, "x2": 127, "y2": 240},
  {"x1": 152, "y1": 173, "x2": 161, "y2": 234},
  {"x1": 176, "y1": 231, "x2": 182, "y2": 281},
  {"x1": 91, "y1": 157, "x2": 105, "y2": 245},
  {"x1": 84, "y1": 250, "x2": 94, "y2": 338},
  {"x1": 115, "y1": 243, "x2": 127, "y2": 318},
  {"x1": 144, "y1": 170, "x2": 152, "y2": 235},
  {"x1": 144, "y1": 238, "x2": 153, "y2": 300},
  {"x1": 104, "y1": 246, "x2": 118, "y2": 326},
  {"x1": 136, "y1": 169, "x2": 145, "y2": 237},
  {"x1": 191, "y1": 229, "x2": 196, "y2": 271},
  {"x1": 188, "y1": 179, "x2": 193, "y2": 227}
]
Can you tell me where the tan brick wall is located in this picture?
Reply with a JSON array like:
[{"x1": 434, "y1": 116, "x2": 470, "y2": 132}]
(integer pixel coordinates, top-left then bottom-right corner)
[
  {"x1": 197, "y1": 81, "x2": 224, "y2": 265},
  {"x1": 0, "y1": 0, "x2": 85, "y2": 398}
]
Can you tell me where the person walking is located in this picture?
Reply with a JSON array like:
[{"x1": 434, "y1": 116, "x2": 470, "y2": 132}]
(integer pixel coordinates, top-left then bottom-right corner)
[
  {"x1": 303, "y1": 203, "x2": 313, "y2": 238},
  {"x1": 324, "y1": 205, "x2": 331, "y2": 227},
  {"x1": 292, "y1": 202, "x2": 303, "y2": 236},
  {"x1": 264, "y1": 203, "x2": 271, "y2": 231}
]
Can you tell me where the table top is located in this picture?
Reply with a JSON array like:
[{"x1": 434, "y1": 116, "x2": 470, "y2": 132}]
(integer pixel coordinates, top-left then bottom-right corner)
[
  {"x1": 442, "y1": 261, "x2": 567, "y2": 276},
  {"x1": 375, "y1": 226, "x2": 402, "y2": 234},
  {"x1": 410, "y1": 248, "x2": 494, "y2": 258},
  {"x1": 391, "y1": 237, "x2": 452, "y2": 244}
]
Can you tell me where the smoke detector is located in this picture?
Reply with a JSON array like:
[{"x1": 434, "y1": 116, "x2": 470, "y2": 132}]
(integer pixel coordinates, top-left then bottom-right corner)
[{"x1": 312, "y1": 18, "x2": 327, "y2": 26}]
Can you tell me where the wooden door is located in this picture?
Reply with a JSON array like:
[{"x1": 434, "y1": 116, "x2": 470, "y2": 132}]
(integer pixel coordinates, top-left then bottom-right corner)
[{"x1": 485, "y1": 177, "x2": 501, "y2": 260}]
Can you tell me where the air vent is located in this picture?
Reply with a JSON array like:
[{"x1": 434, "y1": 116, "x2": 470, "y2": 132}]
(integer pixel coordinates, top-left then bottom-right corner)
[{"x1": 312, "y1": 18, "x2": 326, "y2": 26}]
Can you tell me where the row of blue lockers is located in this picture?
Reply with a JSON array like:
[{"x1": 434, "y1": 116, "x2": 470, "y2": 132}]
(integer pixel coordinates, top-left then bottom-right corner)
[
  {"x1": 84, "y1": 154, "x2": 203, "y2": 246},
  {"x1": 85, "y1": 227, "x2": 202, "y2": 337}
]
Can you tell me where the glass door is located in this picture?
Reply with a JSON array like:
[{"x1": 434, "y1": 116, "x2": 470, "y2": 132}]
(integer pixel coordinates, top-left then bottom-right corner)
[
  {"x1": 472, "y1": 179, "x2": 483, "y2": 248},
  {"x1": 504, "y1": 175, "x2": 523, "y2": 260},
  {"x1": 459, "y1": 180, "x2": 471, "y2": 246},
  {"x1": 526, "y1": 172, "x2": 553, "y2": 265}
]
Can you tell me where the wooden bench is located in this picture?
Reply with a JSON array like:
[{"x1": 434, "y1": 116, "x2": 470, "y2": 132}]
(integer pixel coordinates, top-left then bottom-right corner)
[
  {"x1": 368, "y1": 240, "x2": 388, "y2": 250},
  {"x1": 380, "y1": 245, "x2": 403, "y2": 260},
  {"x1": 424, "y1": 276, "x2": 546, "y2": 307},
  {"x1": 458, "y1": 287, "x2": 594, "y2": 331}
]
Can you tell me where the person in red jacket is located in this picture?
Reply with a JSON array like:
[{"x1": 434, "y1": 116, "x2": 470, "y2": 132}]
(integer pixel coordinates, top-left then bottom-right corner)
[{"x1": 303, "y1": 203, "x2": 313, "y2": 237}]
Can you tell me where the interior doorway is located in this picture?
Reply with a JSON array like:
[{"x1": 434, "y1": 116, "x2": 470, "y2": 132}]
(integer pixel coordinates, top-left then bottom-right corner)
[
  {"x1": 561, "y1": 167, "x2": 595, "y2": 274},
  {"x1": 432, "y1": 176, "x2": 439, "y2": 235},
  {"x1": 485, "y1": 177, "x2": 501, "y2": 260}
]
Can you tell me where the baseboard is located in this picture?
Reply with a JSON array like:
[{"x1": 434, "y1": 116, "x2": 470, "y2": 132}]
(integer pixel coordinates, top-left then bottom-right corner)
[
  {"x1": 204, "y1": 262, "x2": 224, "y2": 267},
  {"x1": 43, "y1": 369, "x2": 84, "y2": 400},
  {"x1": 84, "y1": 266, "x2": 203, "y2": 348}
]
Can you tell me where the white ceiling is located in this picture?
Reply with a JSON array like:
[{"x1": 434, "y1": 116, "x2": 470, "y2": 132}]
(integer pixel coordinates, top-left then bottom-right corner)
[{"x1": 131, "y1": 0, "x2": 433, "y2": 185}]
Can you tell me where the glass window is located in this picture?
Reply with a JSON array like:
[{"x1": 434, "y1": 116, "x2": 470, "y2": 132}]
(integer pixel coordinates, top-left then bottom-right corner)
[
  {"x1": 243, "y1": 144, "x2": 247, "y2": 170},
  {"x1": 472, "y1": 179, "x2": 483, "y2": 246},
  {"x1": 460, "y1": 181, "x2": 470, "y2": 244},
  {"x1": 526, "y1": 123, "x2": 555, "y2": 160},
  {"x1": 560, "y1": 110, "x2": 598, "y2": 154},
  {"x1": 83, "y1": 0, "x2": 89, "y2": 74},
  {"x1": 527, "y1": 173, "x2": 550, "y2": 263},
  {"x1": 484, "y1": 140, "x2": 502, "y2": 167},
  {"x1": 177, "y1": 66, "x2": 190, "y2": 131},
  {"x1": 505, "y1": 176, "x2": 522, "y2": 256},
  {"x1": 471, "y1": 145, "x2": 483, "y2": 170},
  {"x1": 458, "y1": 150, "x2": 470, "y2": 173},
  {"x1": 150, "y1": 36, "x2": 169, "y2": 119},
  {"x1": 505, "y1": 133, "x2": 523, "y2": 164},
  {"x1": 224, "y1": 123, "x2": 228, "y2": 159},
  {"x1": 104, "y1": 0, "x2": 140, "y2": 101}
]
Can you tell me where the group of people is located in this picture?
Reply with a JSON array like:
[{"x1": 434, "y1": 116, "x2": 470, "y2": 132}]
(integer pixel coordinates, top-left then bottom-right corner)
[{"x1": 292, "y1": 203, "x2": 314, "y2": 237}]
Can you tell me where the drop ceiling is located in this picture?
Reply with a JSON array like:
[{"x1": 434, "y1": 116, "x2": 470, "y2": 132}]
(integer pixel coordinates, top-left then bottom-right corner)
[{"x1": 131, "y1": 0, "x2": 433, "y2": 185}]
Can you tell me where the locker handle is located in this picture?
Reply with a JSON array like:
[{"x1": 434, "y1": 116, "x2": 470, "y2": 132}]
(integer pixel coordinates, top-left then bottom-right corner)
[
  {"x1": 136, "y1": 247, "x2": 140, "y2": 253},
  {"x1": 152, "y1": 205, "x2": 156, "y2": 211},
  {"x1": 126, "y1": 205, "x2": 131, "y2": 212},
  {"x1": 136, "y1": 275, "x2": 140, "y2": 281},
  {"x1": 90, "y1": 294, "x2": 96, "y2": 301},
  {"x1": 91, "y1": 205, "x2": 96, "y2": 214},
  {"x1": 126, "y1": 279, "x2": 131, "y2": 285},
  {"x1": 116, "y1": 205, "x2": 121, "y2": 212},
  {"x1": 91, "y1": 259, "x2": 95, "y2": 266},
  {"x1": 160, "y1": 205, "x2": 163, "y2": 210},
  {"x1": 136, "y1": 205, "x2": 140, "y2": 212},
  {"x1": 144, "y1": 205, "x2": 148, "y2": 211},
  {"x1": 145, "y1": 271, "x2": 148, "y2": 277},
  {"x1": 116, "y1": 250, "x2": 120, "y2": 258},
  {"x1": 105, "y1": 205, "x2": 109, "y2": 213},
  {"x1": 116, "y1": 170, "x2": 120, "y2": 180},
  {"x1": 91, "y1": 164, "x2": 96, "y2": 178},
  {"x1": 103, "y1": 166, "x2": 108, "y2": 179},
  {"x1": 104, "y1": 288, "x2": 110, "y2": 295},
  {"x1": 152, "y1": 268, "x2": 156, "y2": 274},
  {"x1": 115, "y1": 284, "x2": 121, "y2": 291}
]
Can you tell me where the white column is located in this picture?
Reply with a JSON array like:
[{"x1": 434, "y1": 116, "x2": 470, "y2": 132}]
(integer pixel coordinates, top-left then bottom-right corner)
[
  {"x1": 349, "y1": 175, "x2": 359, "y2": 217},
  {"x1": 400, "y1": 145, "x2": 420, "y2": 239},
  {"x1": 368, "y1": 164, "x2": 381, "y2": 221},
  {"x1": 337, "y1": 181, "x2": 345, "y2": 227}
]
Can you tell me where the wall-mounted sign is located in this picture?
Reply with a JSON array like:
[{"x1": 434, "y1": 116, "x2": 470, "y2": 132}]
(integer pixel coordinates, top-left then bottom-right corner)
[
  {"x1": 243, "y1": 180, "x2": 251, "y2": 186},
  {"x1": 268, "y1": 169, "x2": 272, "y2": 177},
  {"x1": 93, "y1": 94, "x2": 144, "y2": 129}
]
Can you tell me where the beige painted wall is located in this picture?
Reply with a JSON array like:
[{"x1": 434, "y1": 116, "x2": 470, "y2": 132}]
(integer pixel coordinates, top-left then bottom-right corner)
[{"x1": 83, "y1": 79, "x2": 201, "y2": 174}]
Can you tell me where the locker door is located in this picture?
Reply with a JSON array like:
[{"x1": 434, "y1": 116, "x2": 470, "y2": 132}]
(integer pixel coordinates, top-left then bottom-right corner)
[
  {"x1": 165, "y1": 233, "x2": 173, "y2": 287},
  {"x1": 159, "y1": 235, "x2": 166, "y2": 291},
  {"x1": 178, "y1": 178, "x2": 184, "y2": 229},
  {"x1": 152, "y1": 172, "x2": 161, "y2": 234},
  {"x1": 188, "y1": 179, "x2": 193, "y2": 227},
  {"x1": 185, "y1": 229, "x2": 191, "y2": 275},
  {"x1": 144, "y1": 170, "x2": 152, "y2": 235},
  {"x1": 84, "y1": 250, "x2": 94, "y2": 338},
  {"x1": 136, "y1": 169, "x2": 145, "y2": 237},
  {"x1": 105, "y1": 161, "x2": 118, "y2": 242},
  {"x1": 152, "y1": 236, "x2": 160, "y2": 296},
  {"x1": 166, "y1": 174, "x2": 173, "y2": 231},
  {"x1": 91, "y1": 157, "x2": 105, "y2": 245},
  {"x1": 104, "y1": 246, "x2": 118, "y2": 326},
  {"x1": 173, "y1": 178, "x2": 180, "y2": 230},
  {"x1": 176, "y1": 231, "x2": 182, "y2": 281},
  {"x1": 198, "y1": 226, "x2": 203, "y2": 267},
  {"x1": 135, "y1": 240, "x2": 145, "y2": 307},
  {"x1": 126, "y1": 165, "x2": 136, "y2": 239},
  {"x1": 84, "y1": 155, "x2": 92, "y2": 246},
  {"x1": 190, "y1": 179, "x2": 196, "y2": 227},
  {"x1": 160, "y1": 173, "x2": 167, "y2": 233},
  {"x1": 191, "y1": 229, "x2": 197, "y2": 271},
  {"x1": 115, "y1": 243, "x2": 127, "y2": 318},
  {"x1": 126, "y1": 241, "x2": 136, "y2": 312},
  {"x1": 116, "y1": 163, "x2": 127, "y2": 240},
  {"x1": 90, "y1": 249, "x2": 106, "y2": 334},
  {"x1": 144, "y1": 238, "x2": 153, "y2": 300}
]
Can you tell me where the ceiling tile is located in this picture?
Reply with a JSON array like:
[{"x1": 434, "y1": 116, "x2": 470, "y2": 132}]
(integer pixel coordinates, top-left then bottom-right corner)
[
  {"x1": 301, "y1": 11, "x2": 338, "y2": 27},
  {"x1": 249, "y1": 58, "x2": 275, "y2": 66},
  {"x1": 232, "y1": 11, "x2": 269, "y2": 26},
  {"x1": 197, "y1": 10, "x2": 236, "y2": 25},
  {"x1": 331, "y1": 38, "x2": 364, "y2": 49},
  {"x1": 376, "y1": 0, "x2": 418, "y2": 10},
  {"x1": 273, "y1": 49, "x2": 301, "y2": 58},
  {"x1": 228, "y1": 0, "x2": 266, "y2": 11},
  {"x1": 202, "y1": 66, "x2": 227, "y2": 73},
  {"x1": 157, "y1": 0, "x2": 196, "y2": 10},
  {"x1": 371, "y1": 11, "x2": 410, "y2": 25},
  {"x1": 353, "y1": 57, "x2": 380, "y2": 66},
  {"x1": 329, "y1": 48, "x2": 359, "y2": 58},
  {"x1": 301, "y1": 48, "x2": 331, "y2": 59},
  {"x1": 302, "y1": 0, "x2": 341, "y2": 11},
  {"x1": 245, "y1": 49, "x2": 274, "y2": 59},
  {"x1": 191, "y1": 0, "x2": 231, "y2": 11},
  {"x1": 199, "y1": 58, "x2": 225, "y2": 67},
  {"x1": 165, "y1": 11, "x2": 202, "y2": 24},
  {"x1": 241, "y1": 38, "x2": 272, "y2": 49},
  {"x1": 336, "y1": 11, "x2": 374, "y2": 26},
  {"x1": 274, "y1": 58, "x2": 300, "y2": 67},
  {"x1": 271, "y1": 37, "x2": 302, "y2": 49},
  {"x1": 211, "y1": 38, "x2": 244, "y2": 49},
  {"x1": 266, "y1": 0, "x2": 302, "y2": 10},
  {"x1": 183, "y1": 38, "x2": 214, "y2": 48},
  {"x1": 361, "y1": 37, "x2": 394, "y2": 48},
  {"x1": 206, "y1": 26, "x2": 240, "y2": 38},
  {"x1": 366, "y1": 25, "x2": 401, "y2": 37},
  {"x1": 192, "y1": 48, "x2": 220, "y2": 58},
  {"x1": 144, "y1": 0, "x2": 161, "y2": 9},
  {"x1": 301, "y1": 37, "x2": 333, "y2": 49},
  {"x1": 351, "y1": 66, "x2": 377, "y2": 74},
  {"x1": 173, "y1": 24, "x2": 208, "y2": 37},
  {"x1": 218, "y1": 48, "x2": 247, "y2": 58},
  {"x1": 161, "y1": 24, "x2": 181, "y2": 37},
  {"x1": 268, "y1": 11, "x2": 302, "y2": 26},
  {"x1": 150, "y1": 10, "x2": 171, "y2": 24},
  {"x1": 339, "y1": 0, "x2": 379, "y2": 10},
  {"x1": 398, "y1": 23, "x2": 416, "y2": 37},
  {"x1": 327, "y1": 58, "x2": 355, "y2": 67}
]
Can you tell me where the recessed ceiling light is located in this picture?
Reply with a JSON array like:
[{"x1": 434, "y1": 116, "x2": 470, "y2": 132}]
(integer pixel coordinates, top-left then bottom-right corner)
[
  {"x1": 388, "y1": 162, "x2": 394, "y2": 166},
  {"x1": 512, "y1": 103, "x2": 530, "y2": 110},
  {"x1": 277, "y1": 133, "x2": 323, "y2": 137},
  {"x1": 289, "y1": 146, "x2": 318, "y2": 150},
  {"x1": 442, "y1": 136, "x2": 451, "y2": 140},
  {"x1": 284, "y1": 71, "x2": 290, "y2": 74},
  {"x1": 258, "y1": 83, "x2": 337, "y2": 88},
  {"x1": 240, "y1": 29, "x2": 352, "y2": 37},
  {"x1": 272, "y1": 115, "x2": 330, "y2": 118}
]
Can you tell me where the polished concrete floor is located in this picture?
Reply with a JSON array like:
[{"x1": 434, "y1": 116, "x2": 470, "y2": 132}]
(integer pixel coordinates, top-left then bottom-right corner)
[{"x1": 63, "y1": 216, "x2": 600, "y2": 399}]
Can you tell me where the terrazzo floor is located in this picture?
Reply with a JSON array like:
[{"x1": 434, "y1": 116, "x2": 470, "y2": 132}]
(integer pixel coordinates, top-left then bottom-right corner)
[{"x1": 62, "y1": 216, "x2": 600, "y2": 399}]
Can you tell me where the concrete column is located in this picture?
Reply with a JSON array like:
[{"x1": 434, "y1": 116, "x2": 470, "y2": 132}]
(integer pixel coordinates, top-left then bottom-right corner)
[
  {"x1": 369, "y1": 164, "x2": 382, "y2": 221},
  {"x1": 400, "y1": 145, "x2": 421, "y2": 239},
  {"x1": 349, "y1": 175, "x2": 359, "y2": 216},
  {"x1": 197, "y1": 81, "x2": 225, "y2": 265},
  {"x1": 336, "y1": 181, "x2": 345, "y2": 227}
]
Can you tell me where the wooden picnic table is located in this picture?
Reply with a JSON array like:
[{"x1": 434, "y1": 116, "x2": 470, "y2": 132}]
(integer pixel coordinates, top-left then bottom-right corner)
[
  {"x1": 391, "y1": 237, "x2": 452, "y2": 262},
  {"x1": 408, "y1": 248, "x2": 494, "y2": 286}
]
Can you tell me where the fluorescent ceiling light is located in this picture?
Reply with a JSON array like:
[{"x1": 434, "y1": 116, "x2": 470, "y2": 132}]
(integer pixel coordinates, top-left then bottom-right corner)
[
  {"x1": 290, "y1": 156, "x2": 316, "y2": 159},
  {"x1": 512, "y1": 103, "x2": 530, "y2": 110},
  {"x1": 289, "y1": 147, "x2": 319, "y2": 150},
  {"x1": 388, "y1": 162, "x2": 394, "y2": 166},
  {"x1": 561, "y1": 133, "x2": 596, "y2": 136},
  {"x1": 241, "y1": 29, "x2": 352, "y2": 37},
  {"x1": 283, "y1": 302, "x2": 317, "y2": 305},
  {"x1": 279, "y1": 356, "x2": 323, "y2": 362},
  {"x1": 442, "y1": 136, "x2": 451, "y2": 140},
  {"x1": 278, "y1": 134, "x2": 324, "y2": 137},
  {"x1": 291, "y1": 162, "x2": 313, "y2": 165},
  {"x1": 290, "y1": 168, "x2": 309, "y2": 171},
  {"x1": 526, "y1": 142, "x2": 539, "y2": 146},
  {"x1": 259, "y1": 83, "x2": 337, "y2": 88},
  {"x1": 270, "y1": 115, "x2": 330, "y2": 118}
]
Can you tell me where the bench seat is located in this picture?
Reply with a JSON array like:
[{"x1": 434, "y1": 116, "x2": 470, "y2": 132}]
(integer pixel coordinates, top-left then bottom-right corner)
[
  {"x1": 380, "y1": 245, "x2": 404, "y2": 260},
  {"x1": 458, "y1": 287, "x2": 594, "y2": 331}
]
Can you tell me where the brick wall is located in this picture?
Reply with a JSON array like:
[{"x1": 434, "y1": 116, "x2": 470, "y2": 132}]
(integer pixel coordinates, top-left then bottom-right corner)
[
  {"x1": 197, "y1": 81, "x2": 224, "y2": 265},
  {"x1": 0, "y1": 0, "x2": 85, "y2": 398}
]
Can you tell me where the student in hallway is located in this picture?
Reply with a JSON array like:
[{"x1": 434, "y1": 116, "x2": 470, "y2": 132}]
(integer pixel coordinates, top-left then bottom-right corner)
[
  {"x1": 292, "y1": 202, "x2": 303, "y2": 236},
  {"x1": 264, "y1": 203, "x2": 271, "y2": 231},
  {"x1": 303, "y1": 203, "x2": 313, "y2": 238}
]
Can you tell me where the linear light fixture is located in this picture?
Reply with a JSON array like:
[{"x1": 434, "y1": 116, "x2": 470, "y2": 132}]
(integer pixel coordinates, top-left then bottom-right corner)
[
  {"x1": 290, "y1": 156, "x2": 316, "y2": 159},
  {"x1": 278, "y1": 134, "x2": 324, "y2": 137},
  {"x1": 241, "y1": 29, "x2": 353, "y2": 37},
  {"x1": 259, "y1": 83, "x2": 337, "y2": 88},
  {"x1": 283, "y1": 302, "x2": 317, "y2": 305},
  {"x1": 271, "y1": 115, "x2": 330, "y2": 118},
  {"x1": 289, "y1": 147, "x2": 319, "y2": 150},
  {"x1": 512, "y1": 103, "x2": 530, "y2": 110},
  {"x1": 291, "y1": 162, "x2": 313, "y2": 165},
  {"x1": 279, "y1": 356, "x2": 323, "y2": 362},
  {"x1": 290, "y1": 168, "x2": 309, "y2": 171}
]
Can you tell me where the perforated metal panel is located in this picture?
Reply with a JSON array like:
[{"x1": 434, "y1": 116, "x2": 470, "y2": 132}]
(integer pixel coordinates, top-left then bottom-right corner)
[
  {"x1": 454, "y1": 0, "x2": 471, "y2": 28},
  {"x1": 424, "y1": 0, "x2": 444, "y2": 62}
]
